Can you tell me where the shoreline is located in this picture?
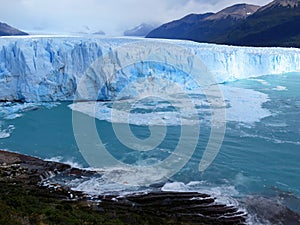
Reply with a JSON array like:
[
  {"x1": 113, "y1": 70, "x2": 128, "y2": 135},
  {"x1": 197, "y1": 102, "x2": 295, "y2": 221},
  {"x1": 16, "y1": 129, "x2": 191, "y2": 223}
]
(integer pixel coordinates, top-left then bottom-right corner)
[
  {"x1": 1, "y1": 150, "x2": 299, "y2": 225},
  {"x1": 0, "y1": 150, "x2": 248, "y2": 225}
]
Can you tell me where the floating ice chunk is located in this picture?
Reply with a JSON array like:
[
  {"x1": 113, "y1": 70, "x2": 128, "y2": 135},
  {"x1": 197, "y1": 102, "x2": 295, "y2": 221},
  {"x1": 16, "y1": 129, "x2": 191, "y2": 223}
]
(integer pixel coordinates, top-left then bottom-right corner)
[
  {"x1": 253, "y1": 79, "x2": 270, "y2": 85},
  {"x1": 222, "y1": 86, "x2": 271, "y2": 123},
  {"x1": 4, "y1": 113, "x2": 23, "y2": 120},
  {"x1": 0, "y1": 125, "x2": 15, "y2": 139},
  {"x1": 161, "y1": 182, "x2": 188, "y2": 192},
  {"x1": 70, "y1": 86, "x2": 271, "y2": 126},
  {"x1": 273, "y1": 86, "x2": 287, "y2": 91}
]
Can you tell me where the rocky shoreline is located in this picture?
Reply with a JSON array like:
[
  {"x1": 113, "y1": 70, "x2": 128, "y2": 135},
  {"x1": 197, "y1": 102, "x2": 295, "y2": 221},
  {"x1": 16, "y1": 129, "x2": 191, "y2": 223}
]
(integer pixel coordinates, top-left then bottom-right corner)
[
  {"x1": 0, "y1": 150, "x2": 249, "y2": 225},
  {"x1": 1, "y1": 150, "x2": 299, "y2": 225}
]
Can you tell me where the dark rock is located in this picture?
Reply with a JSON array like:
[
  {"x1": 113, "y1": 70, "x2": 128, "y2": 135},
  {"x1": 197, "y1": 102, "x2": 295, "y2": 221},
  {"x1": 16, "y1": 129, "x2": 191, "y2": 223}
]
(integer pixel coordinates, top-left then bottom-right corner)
[
  {"x1": 0, "y1": 22, "x2": 28, "y2": 36},
  {"x1": 99, "y1": 192, "x2": 247, "y2": 225},
  {"x1": 0, "y1": 150, "x2": 71, "y2": 184},
  {"x1": 1, "y1": 150, "x2": 300, "y2": 224},
  {"x1": 0, "y1": 150, "x2": 248, "y2": 224},
  {"x1": 244, "y1": 196, "x2": 300, "y2": 225}
]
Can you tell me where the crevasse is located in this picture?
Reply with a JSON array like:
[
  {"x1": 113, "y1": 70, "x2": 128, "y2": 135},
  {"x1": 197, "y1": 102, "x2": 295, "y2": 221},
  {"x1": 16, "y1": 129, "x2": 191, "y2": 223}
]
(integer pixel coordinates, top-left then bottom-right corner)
[{"x1": 0, "y1": 36, "x2": 299, "y2": 102}]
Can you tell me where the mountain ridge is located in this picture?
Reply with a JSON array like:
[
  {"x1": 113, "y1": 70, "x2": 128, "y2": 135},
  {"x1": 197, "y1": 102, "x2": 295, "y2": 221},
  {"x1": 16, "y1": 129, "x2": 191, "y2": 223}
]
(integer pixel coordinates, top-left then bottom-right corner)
[
  {"x1": 205, "y1": 3, "x2": 260, "y2": 20},
  {"x1": 146, "y1": 13, "x2": 213, "y2": 40},
  {"x1": 259, "y1": 0, "x2": 300, "y2": 10},
  {"x1": 146, "y1": 3, "x2": 260, "y2": 43},
  {"x1": 146, "y1": 0, "x2": 300, "y2": 47},
  {"x1": 221, "y1": 0, "x2": 300, "y2": 47},
  {"x1": 124, "y1": 23, "x2": 156, "y2": 37},
  {"x1": 0, "y1": 22, "x2": 28, "y2": 36}
]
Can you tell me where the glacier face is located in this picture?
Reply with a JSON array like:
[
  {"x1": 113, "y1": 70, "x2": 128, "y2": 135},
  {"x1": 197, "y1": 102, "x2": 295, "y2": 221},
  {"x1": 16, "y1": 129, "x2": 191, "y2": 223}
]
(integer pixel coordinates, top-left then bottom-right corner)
[{"x1": 0, "y1": 35, "x2": 300, "y2": 102}]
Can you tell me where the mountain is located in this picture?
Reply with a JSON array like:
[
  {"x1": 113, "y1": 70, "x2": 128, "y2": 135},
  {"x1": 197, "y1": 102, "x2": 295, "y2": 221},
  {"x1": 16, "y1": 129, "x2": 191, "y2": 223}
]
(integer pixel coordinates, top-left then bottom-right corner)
[
  {"x1": 124, "y1": 23, "x2": 156, "y2": 37},
  {"x1": 76, "y1": 26, "x2": 105, "y2": 36},
  {"x1": 205, "y1": 3, "x2": 260, "y2": 20},
  {"x1": 259, "y1": 0, "x2": 299, "y2": 9},
  {"x1": 219, "y1": 0, "x2": 300, "y2": 47},
  {"x1": 93, "y1": 30, "x2": 106, "y2": 35},
  {"x1": 0, "y1": 22, "x2": 28, "y2": 36},
  {"x1": 146, "y1": 4, "x2": 259, "y2": 42},
  {"x1": 146, "y1": 0, "x2": 300, "y2": 47},
  {"x1": 146, "y1": 13, "x2": 213, "y2": 40}
]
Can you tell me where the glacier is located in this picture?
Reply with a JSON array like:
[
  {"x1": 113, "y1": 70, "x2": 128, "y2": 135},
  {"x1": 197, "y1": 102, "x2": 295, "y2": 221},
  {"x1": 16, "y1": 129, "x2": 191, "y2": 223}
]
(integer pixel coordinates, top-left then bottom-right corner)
[{"x1": 0, "y1": 35, "x2": 300, "y2": 102}]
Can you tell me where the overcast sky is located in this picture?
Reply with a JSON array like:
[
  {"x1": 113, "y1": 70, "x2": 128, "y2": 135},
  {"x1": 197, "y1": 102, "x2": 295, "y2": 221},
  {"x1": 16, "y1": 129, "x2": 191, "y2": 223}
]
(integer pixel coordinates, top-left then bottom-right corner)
[{"x1": 1, "y1": 0, "x2": 272, "y2": 35}]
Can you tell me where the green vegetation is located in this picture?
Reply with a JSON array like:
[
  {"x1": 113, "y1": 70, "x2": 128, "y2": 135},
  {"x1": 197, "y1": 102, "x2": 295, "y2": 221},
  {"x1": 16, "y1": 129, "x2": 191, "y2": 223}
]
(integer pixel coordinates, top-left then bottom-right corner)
[
  {"x1": 147, "y1": 1, "x2": 300, "y2": 48},
  {"x1": 0, "y1": 151, "x2": 247, "y2": 225},
  {"x1": 0, "y1": 181, "x2": 191, "y2": 225},
  {"x1": 220, "y1": 7, "x2": 300, "y2": 47},
  {"x1": 0, "y1": 181, "x2": 124, "y2": 225}
]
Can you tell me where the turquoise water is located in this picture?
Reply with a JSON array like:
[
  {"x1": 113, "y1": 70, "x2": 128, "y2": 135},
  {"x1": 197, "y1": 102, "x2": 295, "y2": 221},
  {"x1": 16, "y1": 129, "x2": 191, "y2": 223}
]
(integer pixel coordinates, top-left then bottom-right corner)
[{"x1": 0, "y1": 73, "x2": 300, "y2": 215}]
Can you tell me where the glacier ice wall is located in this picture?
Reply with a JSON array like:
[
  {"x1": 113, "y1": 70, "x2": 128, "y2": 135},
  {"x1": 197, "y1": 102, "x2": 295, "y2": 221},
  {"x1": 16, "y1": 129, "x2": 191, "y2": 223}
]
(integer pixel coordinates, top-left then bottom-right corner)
[{"x1": 0, "y1": 36, "x2": 300, "y2": 102}]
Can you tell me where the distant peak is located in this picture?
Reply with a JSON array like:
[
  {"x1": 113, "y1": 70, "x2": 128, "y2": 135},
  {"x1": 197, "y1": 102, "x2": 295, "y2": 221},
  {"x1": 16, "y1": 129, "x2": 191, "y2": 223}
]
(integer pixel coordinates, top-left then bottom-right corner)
[
  {"x1": 124, "y1": 23, "x2": 156, "y2": 37},
  {"x1": 259, "y1": 0, "x2": 300, "y2": 11},
  {"x1": 0, "y1": 22, "x2": 28, "y2": 36},
  {"x1": 274, "y1": 0, "x2": 300, "y2": 2},
  {"x1": 275, "y1": 0, "x2": 300, "y2": 6},
  {"x1": 206, "y1": 3, "x2": 260, "y2": 20}
]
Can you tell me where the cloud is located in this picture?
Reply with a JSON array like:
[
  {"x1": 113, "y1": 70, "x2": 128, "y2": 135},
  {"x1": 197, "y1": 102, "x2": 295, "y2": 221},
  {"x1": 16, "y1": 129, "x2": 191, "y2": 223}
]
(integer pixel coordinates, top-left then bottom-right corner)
[{"x1": 0, "y1": 0, "x2": 272, "y2": 35}]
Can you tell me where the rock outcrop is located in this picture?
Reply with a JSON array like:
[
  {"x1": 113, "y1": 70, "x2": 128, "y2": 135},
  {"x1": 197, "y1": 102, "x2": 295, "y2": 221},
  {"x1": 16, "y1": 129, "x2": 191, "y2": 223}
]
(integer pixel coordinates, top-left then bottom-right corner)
[{"x1": 0, "y1": 150, "x2": 248, "y2": 225}]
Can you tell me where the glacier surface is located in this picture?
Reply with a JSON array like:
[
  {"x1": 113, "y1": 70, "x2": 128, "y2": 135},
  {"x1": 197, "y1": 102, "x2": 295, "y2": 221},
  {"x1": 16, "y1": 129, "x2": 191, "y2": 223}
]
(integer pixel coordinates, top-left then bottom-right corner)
[{"x1": 0, "y1": 35, "x2": 300, "y2": 102}]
